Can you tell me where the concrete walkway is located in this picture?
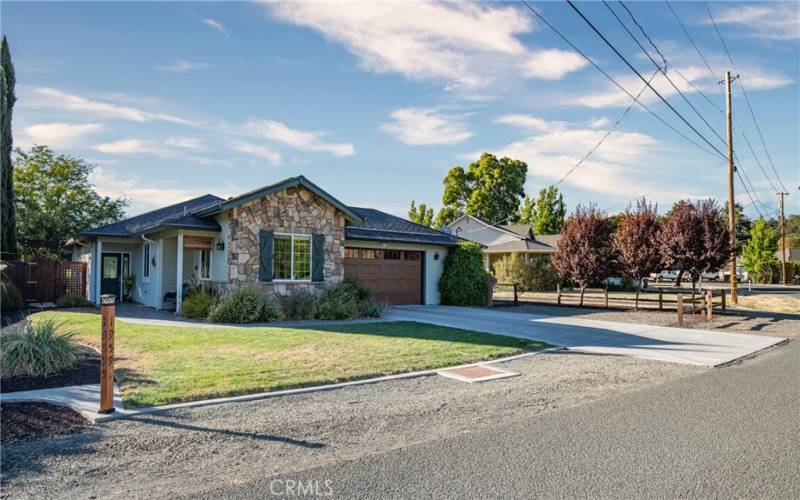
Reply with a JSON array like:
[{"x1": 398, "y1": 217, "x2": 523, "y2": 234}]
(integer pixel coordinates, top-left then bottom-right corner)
[
  {"x1": 386, "y1": 306, "x2": 786, "y2": 367},
  {"x1": 0, "y1": 384, "x2": 128, "y2": 422}
]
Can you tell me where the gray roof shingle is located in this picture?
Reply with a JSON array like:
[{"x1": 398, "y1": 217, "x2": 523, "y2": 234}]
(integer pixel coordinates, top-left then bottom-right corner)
[
  {"x1": 345, "y1": 207, "x2": 460, "y2": 246},
  {"x1": 81, "y1": 194, "x2": 223, "y2": 237}
]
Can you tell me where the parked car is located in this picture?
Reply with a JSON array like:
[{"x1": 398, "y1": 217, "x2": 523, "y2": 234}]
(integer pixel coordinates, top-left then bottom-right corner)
[
  {"x1": 650, "y1": 270, "x2": 679, "y2": 282},
  {"x1": 700, "y1": 271, "x2": 719, "y2": 281}
]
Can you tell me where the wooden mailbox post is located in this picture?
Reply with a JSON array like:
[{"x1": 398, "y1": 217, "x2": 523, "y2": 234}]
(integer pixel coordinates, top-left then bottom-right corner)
[{"x1": 99, "y1": 294, "x2": 116, "y2": 414}]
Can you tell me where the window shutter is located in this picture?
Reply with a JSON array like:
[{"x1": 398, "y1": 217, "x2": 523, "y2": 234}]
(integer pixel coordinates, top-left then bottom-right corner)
[
  {"x1": 259, "y1": 230, "x2": 274, "y2": 282},
  {"x1": 312, "y1": 234, "x2": 325, "y2": 282}
]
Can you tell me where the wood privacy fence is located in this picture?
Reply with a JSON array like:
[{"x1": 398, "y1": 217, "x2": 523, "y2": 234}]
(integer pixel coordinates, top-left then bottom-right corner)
[
  {"x1": 1, "y1": 257, "x2": 87, "y2": 304},
  {"x1": 494, "y1": 284, "x2": 727, "y2": 314}
]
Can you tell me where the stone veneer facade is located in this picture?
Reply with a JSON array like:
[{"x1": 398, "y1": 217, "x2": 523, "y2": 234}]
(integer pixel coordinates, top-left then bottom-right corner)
[{"x1": 224, "y1": 186, "x2": 346, "y2": 295}]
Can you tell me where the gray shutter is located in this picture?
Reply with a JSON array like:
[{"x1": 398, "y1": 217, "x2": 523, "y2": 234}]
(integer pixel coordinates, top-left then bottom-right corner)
[
  {"x1": 259, "y1": 230, "x2": 274, "y2": 282},
  {"x1": 312, "y1": 234, "x2": 325, "y2": 282}
]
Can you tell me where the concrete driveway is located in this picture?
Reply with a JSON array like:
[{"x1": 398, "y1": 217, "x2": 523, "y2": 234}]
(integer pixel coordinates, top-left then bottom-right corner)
[{"x1": 386, "y1": 306, "x2": 786, "y2": 366}]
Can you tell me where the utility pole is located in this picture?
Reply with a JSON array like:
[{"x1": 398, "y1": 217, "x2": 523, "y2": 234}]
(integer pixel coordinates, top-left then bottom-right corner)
[
  {"x1": 723, "y1": 71, "x2": 738, "y2": 303},
  {"x1": 778, "y1": 191, "x2": 789, "y2": 285}
]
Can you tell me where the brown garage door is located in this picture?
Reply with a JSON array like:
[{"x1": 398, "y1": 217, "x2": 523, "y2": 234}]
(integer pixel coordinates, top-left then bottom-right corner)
[{"x1": 344, "y1": 248, "x2": 422, "y2": 304}]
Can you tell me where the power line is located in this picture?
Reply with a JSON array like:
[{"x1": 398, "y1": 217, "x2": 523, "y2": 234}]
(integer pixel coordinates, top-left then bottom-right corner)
[
  {"x1": 565, "y1": 0, "x2": 728, "y2": 159},
  {"x1": 706, "y1": 4, "x2": 788, "y2": 192},
  {"x1": 605, "y1": 1, "x2": 727, "y2": 149},
  {"x1": 557, "y1": 67, "x2": 662, "y2": 186},
  {"x1": 665, "y1": 1, "x2": 716, "y2": 80},
  {"x1": 518, "y1": 0, "x2": 724, "y2": 161}
]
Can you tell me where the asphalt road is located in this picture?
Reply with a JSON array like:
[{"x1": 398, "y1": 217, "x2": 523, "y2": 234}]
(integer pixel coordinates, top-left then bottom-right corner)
[{"x1": 202, "y1": 340, "x2": 799, "y2": 499}]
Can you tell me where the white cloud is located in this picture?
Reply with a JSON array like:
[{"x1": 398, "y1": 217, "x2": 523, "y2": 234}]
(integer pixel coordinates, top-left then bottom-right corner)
[
  {"x1": 26, "y1": 87, "x2": 194, "y2": 125},
  {"x1": 155, "y1": 60, "x2": 211, "y2": 73},
  {"x1": 94, "y1": 139, "x2": 169, "y2": 157},
  {"x1": 588, "y1": 117, "x2": 610, "y2": 129},
  {"x1": 18, "y1": 122, "x2": 102, "y2": 148},
  {"x1": 229, "y1": 140, "x2": 283, "y2": 165},
  {"x1": 523, "y1": 49, "x2": 587, "y2": 80},
  {"x1": 202, "y1": 18, "x2": 226, "y2": 33},
  {"x1": 239, "y1": 119, "x2": 354, "y2": 156},
  {"x1": 165, "y1": 137, "x2": 204, "y2": 150},
  {"x1": 704, "y1": 4, "x2": 800, "y2": 41},
  {"x1": 495, "y1": 114, "x2": 551, "y2": 131},
  {"x1": 381, "y1": 108, "x2": 472, "y2": 146},
  {"x1": 267, "y1": 1, "x2": 585, "y2": 90}
]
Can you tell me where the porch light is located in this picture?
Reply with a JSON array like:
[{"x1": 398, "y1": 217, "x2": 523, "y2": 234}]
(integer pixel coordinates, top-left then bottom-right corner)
[
  {"x1": 216, "y1": 240, "x2": 225, "y2": 251},
  {"x1": 434, "y1": 252, "x2": 440, "y2": 260}
]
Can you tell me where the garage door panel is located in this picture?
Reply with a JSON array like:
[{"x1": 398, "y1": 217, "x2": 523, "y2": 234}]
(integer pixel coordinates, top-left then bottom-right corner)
[{"x1": 344, "y1": 249, "x2": 422, "y2": 305}]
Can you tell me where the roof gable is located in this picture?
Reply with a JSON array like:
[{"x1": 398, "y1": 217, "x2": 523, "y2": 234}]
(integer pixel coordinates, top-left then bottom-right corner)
[
  {"x1": 194, "y1": 176, "x2": 362, "y2": 223},
  {"x1": 448, "y1": 214, "x2": 525, "y2": 240}
]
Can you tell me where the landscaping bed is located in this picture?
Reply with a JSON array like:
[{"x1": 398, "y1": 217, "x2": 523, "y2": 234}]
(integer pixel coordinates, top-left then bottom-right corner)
[
  {"x1": 0, "y1": 347, "x2": 100, "y2": 393},
  {"x1": 0, "y1": 402, "x2": 89, "y2": 443},
  {"x1": 30, "y1": 311, "x2": 547, "y2": 407}
]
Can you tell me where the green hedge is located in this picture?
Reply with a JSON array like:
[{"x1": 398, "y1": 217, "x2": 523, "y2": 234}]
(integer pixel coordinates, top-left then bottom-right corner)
[{"x1": 438, "y1": 242, "x2": 490, "y2": 306}]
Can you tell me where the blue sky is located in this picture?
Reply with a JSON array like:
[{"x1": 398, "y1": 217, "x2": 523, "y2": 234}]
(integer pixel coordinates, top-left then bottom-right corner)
[{"x1": 4, "y1": 1, "x2": 798, "y2": 219}]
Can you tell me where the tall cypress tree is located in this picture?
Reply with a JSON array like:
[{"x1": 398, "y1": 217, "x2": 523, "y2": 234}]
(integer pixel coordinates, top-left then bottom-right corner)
[{"x1": 1, "y1": 36, "x2": 18, "y2": 258}]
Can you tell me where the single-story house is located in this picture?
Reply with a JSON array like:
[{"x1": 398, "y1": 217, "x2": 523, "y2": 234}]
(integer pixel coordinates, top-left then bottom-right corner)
[
  {"x1": 72, "y1": 176, "x2": 459, "y2": 311},
  {"x1": 776, "y1": 247, "x2": 800, "y2": 262},
  {"x1": 445, "y1": 214, "x2": 560, "y2": 270}
]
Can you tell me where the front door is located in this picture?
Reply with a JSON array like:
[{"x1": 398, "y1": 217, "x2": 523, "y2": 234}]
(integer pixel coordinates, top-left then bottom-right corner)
[{"x1": 101, "y1": 253, "x2": 122, "y2": 300}]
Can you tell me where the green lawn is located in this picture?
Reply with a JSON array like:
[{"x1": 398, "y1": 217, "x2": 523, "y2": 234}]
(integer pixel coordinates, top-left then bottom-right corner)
[{"x1": 33, "y1": 311, "x2": 547, "y2": 407}]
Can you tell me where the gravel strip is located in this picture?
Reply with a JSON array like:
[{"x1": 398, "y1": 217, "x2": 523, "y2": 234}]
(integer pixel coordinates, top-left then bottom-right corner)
[{"x1": 1, "y1": 350, "x2": 701, "y2": 499}]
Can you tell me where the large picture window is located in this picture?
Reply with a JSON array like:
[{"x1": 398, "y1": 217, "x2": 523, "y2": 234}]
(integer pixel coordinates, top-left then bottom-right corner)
[
  {"x1": 274, "y1": 234, "x2": 312, "y2": 281},
  {"x1": 143, "y1": 244, "x2": 151, "y2": 280}
]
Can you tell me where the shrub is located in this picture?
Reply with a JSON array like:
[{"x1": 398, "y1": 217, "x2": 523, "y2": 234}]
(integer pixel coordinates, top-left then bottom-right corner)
[
  {"x1": 316, "y1": 282, "x2": 361, "y2": 320},
  {"x1": 342, "y1": 278, "x2": 371, "y2": 301},
  {"x1": 181, "y1": 290, "x2": 217, "y2": 320},
  {"x1": 208, "y1": 285, "x2": 284, "y2": 324},
  {"x1": 495, "y1": 254, "x2": 560, "y2": 292},
  {"x1": 357, "y1": 301, "x2": 384, "y2": 319},
  {"x1": 56, "y1": 293, "x2": 93, "y2": 308},
  {"x1": 280, "y1": 290, "x2": 318, "y2": 320},
  {"x1": 439, "y1": 242, "x2": 490, "y2": 306},
  {"x1": 1, "y1": 280, "x2": 24, "y2": 312},
  {"x1": 1, "y1": 317, "x2": 80, "y2": 378}
]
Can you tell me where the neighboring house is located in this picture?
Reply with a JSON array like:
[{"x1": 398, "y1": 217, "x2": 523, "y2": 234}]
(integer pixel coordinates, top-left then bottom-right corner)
[
  {"x1": 776, "y1": 247, "x2": 800, "y2": 262},
  {"x1": 446, "y1": 214, "x2": 560, "y2": 270},
  {"x1": 72, "y1": 176, "x2": 458, "y2": 312}
]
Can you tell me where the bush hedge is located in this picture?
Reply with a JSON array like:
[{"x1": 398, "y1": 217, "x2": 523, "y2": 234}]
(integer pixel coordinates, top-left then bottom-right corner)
[
  {"x1": 1, "y1": 318, "x2": 80, "y2": 378},
  {"x1": 493, "y1": 254, "x2": 560, "y2": 292},
  {"x1": 208, "y1": 285, "x2": 284, "y2": 324},
  {"x1": 438, "y1": 242, "x2": 490, "y2": 306},
  {"x1": 181, "y1": 290, "x2": 217, "y2": 320},
  {"x1": 1, "y1": 280, "x2": 24, "y2": 312},
  {"x1": 56, "y1": 293, "x2": 93, "y2": 308}
]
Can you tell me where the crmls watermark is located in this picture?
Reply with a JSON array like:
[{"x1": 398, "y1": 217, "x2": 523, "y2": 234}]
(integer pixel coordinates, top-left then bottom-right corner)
[{"x1": 268, "y1": 479, "x2": 334, "y2": 497}]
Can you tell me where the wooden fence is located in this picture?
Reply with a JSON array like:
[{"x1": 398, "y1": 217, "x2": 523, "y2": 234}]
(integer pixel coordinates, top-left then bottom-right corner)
[
  {"x1": 494, "y1": 284, "x2": 727, "y2": 315},
  {"x1": 1, "y1": 257, "x2": 87, "y2": 304}
]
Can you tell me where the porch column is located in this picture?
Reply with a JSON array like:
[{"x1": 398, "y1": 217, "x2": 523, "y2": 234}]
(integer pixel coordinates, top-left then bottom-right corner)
[
  {"x1": 176, "y1": 233, "x2": 184, "y2": 313},
  {"x1": 95, "y1": 239, "x2": 103, "y2": 305},
  {"x1": 156, "y1": 238, "x2": 164, "y2": 309}
]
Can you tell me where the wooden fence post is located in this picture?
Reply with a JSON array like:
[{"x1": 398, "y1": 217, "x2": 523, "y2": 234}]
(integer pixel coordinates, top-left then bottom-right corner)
[
  {"x1": 720, "y1": 290, "x2": 726, "y2": 313},
  {"x1": 513, "y1": 283, "x2": 518, "y2": 306},
  {"x1": 706, "y1": 291, "x2": 713, "y2": 320},
  {"x1": 557, "y1": 284, "x2": 561, "y2": 305},
  {"x1": 99, "y1": 294, "x2": 116, "y2": 414},
  {"x1": 658, "y1": 289, "x2": 663, "y2": 311},
  {"x1": 604, "y1": 287, "x2": 609, "y2": 308},
  {"x1": 676, "y1": 294, "x2": 684, "y2": 327}
]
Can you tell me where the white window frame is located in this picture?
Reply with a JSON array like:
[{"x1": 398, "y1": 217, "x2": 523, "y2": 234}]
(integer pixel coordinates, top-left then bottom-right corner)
[
  {"x1": 199, "y1": 249, "x2": 212, "y2": 280},
  {"x1": 142, "y1": 244, "x2": 151, "y2": 282},
  {"x1": 273, "y1": 233, "x2": 312, "y2": 282}
]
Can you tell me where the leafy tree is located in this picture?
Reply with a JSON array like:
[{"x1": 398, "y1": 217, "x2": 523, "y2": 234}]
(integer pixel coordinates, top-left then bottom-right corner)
[
  {"x1": 493, "y1": 253, "x2": 560, "y2": 292},
  {"x1": 13, "y1": 145, "x2": 129, "y2": 258},
  {"x1": 659, "y1": 200, "x2": 730, "y2": 288},
  {"x1": 552, "y1": 205, "x2": 616, "y2": 305},
  {"x1": 613, "y1": 199, "x2": 661, "y2": 309},
  {"x1": 438, "y1": 241, "x2": 490, "y2": 306},
  {"x1": 1, "y1": 36, "x2": 17, "y2": 258},
  {"x1": 441, "y1": 153, "x2": 527, "y2": 224},
  {"x1": 720, "y1": 201, "x2": 751, "y2": 254},
  {"x1": 783, "y1": 214, "x2": 800, "y2": 249},
  {"x1": 518, "y1": 185, "x2": 565, "y2": 234},
  {"x1": 434, "y1": 206, "x2": 460, "y2": 229},
  {"x1": 408, "y1": 200, "x2": 434, "y2": 227},
  {"x1": 741, "y1": 218, "x2": 779, "y2": 284}
]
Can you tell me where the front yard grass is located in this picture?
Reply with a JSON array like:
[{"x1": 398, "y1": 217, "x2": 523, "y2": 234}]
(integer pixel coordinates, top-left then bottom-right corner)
[{"x1": 32, "y1": 312, "x2": 547, "y2": 407}]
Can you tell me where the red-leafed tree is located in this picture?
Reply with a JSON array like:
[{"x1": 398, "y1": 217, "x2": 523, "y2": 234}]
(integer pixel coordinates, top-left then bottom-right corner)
[
  {"x1": 614, "y1": 198, "x2": 661, "y2": 309},
  {"x1": 552, "y1": 205, "x2": 616, "y2": 306},
  {"x1": 659, "y1": 199, "x2": 730, "y2": 289}
]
